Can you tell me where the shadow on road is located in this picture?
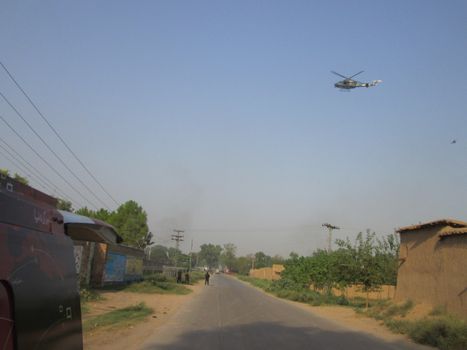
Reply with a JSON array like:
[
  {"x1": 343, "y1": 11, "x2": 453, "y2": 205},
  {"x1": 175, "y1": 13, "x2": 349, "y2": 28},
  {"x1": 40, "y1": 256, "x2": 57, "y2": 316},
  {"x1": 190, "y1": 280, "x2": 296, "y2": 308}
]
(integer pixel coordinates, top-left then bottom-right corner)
[{"x1": 142, "y1": 321, "x2": 429, "y2": 350}]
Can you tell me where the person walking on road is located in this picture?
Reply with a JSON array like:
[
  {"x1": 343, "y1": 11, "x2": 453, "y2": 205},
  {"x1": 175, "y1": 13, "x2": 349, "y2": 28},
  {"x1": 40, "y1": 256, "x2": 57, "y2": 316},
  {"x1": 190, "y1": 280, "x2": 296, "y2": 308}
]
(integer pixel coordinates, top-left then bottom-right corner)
[{"x1": 204, "y1": 271, "x2": 210, "y2": 286}]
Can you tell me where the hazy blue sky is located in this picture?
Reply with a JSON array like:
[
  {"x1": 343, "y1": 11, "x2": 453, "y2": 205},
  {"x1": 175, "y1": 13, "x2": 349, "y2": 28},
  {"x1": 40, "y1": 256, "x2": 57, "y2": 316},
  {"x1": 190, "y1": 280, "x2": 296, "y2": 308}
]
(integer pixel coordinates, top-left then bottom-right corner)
[{"x1": 1, "y1": 1, "x2": 466, "y2": 255}]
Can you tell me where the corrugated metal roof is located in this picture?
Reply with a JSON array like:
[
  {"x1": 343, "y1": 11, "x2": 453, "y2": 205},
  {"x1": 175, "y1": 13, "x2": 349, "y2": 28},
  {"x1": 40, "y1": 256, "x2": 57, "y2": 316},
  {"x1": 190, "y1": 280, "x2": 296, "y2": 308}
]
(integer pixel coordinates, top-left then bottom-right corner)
[
  {"x1": 397, "y1": 218, "x2": 467, "y2": 233},
  {"x1": 439, "y1": 227, "x2": 467, "y2": 238},
  {"x1": 59, "y1": 210, "x2": 123, "y2": 244}
]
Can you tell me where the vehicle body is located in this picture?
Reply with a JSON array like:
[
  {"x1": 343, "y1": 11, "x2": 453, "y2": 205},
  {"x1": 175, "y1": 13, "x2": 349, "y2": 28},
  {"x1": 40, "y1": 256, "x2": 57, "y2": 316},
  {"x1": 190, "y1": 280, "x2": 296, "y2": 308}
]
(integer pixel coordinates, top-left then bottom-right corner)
[
  {"x1": 332, "y1": 70, "x2": 382, "y2": 90},
  {"x1": 0, "y1": 175, "x2": 120, "y2": 349}
]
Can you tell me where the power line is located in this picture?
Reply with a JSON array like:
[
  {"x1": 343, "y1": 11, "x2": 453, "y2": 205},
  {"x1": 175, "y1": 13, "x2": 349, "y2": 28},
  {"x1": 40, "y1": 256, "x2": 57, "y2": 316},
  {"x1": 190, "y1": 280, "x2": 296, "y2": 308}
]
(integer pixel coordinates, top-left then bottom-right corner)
[
  {"x1": 0, "y1": 112, "x2": 99, "y2": 209},
  {"x1": 0, "y1": 90, "x2": 111, "y2": 210},
  {"x1": 0, "y1": 137, "x2": 81, "y2": 206},
  {"x1": 0, "y1": 60, "x2": 120, "y2": 207}
]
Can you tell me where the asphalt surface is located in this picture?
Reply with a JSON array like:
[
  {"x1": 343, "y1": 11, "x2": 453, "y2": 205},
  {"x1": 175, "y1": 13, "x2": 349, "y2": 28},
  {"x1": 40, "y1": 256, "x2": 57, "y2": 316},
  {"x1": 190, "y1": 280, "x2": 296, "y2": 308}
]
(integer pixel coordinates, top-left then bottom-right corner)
[{"x1": 141, "y1": 274, "x2": 430, "y2": 350}]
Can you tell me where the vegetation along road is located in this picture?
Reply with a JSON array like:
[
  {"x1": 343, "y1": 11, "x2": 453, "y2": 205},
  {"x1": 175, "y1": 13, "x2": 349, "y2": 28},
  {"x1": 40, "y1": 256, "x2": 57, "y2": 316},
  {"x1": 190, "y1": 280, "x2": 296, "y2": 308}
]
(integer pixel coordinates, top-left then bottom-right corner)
[{"x1": 141, "y1": 274, "x2": 430, "y2": 350}]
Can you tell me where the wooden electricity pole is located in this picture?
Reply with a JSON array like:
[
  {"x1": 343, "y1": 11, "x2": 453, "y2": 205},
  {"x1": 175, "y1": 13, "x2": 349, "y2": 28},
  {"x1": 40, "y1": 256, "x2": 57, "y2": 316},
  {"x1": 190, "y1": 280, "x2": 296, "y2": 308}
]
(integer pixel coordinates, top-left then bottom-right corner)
[
  {"x1": 322, "y1": 223, "x2": 340, "y2": 252},
  {"x1": 171, "y1": 229, "x2": 184, "y2": 267},
  {"x1": 171, "y1": 229, "x2": 184, "y2": 250}
]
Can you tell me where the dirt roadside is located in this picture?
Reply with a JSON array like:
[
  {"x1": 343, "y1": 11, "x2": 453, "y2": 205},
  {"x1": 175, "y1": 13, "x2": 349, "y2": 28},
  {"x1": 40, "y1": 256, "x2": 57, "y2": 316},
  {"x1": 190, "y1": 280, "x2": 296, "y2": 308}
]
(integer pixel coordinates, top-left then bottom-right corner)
[{"x1": 82, "y1": 282, "x2": 203, "y2": 350}]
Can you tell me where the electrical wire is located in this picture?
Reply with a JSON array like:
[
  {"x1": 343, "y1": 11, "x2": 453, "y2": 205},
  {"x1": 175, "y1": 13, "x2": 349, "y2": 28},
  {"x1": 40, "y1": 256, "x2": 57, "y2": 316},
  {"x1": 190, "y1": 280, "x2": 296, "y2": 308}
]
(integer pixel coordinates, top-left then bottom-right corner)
[
  {"x1": 0, "y1": 146, "x2": 80, "y2": 206},
  {"x1": 0, "y1": 61, "x2": 120, "y2": 207},
  {"x1": 0, "y1": 137, "x2": 81, "y2": 206},
  {"x1": 0, "y1": 90, "x2": 111, "y2": 210},
  {"x1": 0, "y1": 112, "x2": 99, "y2": 209}
]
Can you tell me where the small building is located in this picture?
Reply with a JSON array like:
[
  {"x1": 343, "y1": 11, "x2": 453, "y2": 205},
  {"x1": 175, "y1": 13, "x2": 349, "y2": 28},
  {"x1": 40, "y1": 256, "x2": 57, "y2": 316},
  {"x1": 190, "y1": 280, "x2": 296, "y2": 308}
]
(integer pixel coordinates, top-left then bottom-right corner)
[
  {"x1": 61, "y1": 211, "x2": 145, "y2": 287},
  {"x1": 395, "y1": 218, "x2": 467, "y2": 318}
]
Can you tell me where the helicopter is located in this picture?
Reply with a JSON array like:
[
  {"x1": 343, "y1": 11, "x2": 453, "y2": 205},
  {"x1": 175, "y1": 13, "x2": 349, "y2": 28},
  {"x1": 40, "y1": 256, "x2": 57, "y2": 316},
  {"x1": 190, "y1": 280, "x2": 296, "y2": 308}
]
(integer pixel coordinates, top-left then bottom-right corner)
[{"x1": 332, "y1": 71, "x2": 382, "y2": 90}]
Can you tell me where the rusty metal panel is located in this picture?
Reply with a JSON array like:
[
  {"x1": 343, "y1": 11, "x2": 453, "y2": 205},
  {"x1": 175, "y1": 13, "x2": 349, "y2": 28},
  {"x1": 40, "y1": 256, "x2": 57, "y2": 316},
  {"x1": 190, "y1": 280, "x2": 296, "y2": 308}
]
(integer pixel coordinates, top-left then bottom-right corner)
[{"x1": 0, "y1": 177, "x2": 83, "y2": 349}]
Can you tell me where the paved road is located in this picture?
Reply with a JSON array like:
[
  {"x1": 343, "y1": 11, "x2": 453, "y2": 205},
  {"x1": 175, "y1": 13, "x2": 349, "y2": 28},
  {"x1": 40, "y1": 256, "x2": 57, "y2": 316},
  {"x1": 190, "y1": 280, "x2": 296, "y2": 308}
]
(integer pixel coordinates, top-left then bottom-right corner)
[{"x1": 141, "y1": 274, "x2": 430, "y2": 350}]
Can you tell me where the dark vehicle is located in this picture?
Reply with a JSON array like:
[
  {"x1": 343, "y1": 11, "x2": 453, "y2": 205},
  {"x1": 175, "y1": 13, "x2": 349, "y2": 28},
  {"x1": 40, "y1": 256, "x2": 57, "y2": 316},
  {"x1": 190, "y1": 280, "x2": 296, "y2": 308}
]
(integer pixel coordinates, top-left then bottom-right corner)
[{"x1": 0, "y1": 175, "x2": 121, "y2": 350}]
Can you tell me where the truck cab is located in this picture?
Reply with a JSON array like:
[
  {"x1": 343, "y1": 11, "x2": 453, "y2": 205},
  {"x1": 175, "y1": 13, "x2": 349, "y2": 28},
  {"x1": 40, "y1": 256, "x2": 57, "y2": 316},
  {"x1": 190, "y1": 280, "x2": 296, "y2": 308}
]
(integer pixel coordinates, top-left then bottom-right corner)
[{"x1": 0, "y1": 175, "x2": 120, "y2": 349}]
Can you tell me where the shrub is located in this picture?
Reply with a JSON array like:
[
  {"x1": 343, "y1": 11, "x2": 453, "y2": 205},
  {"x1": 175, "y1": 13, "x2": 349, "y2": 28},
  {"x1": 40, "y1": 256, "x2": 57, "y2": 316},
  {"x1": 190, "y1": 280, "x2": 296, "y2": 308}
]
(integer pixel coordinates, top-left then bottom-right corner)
[{"x1": 408, "y1": 317, "x2": 467, "y2": 350}]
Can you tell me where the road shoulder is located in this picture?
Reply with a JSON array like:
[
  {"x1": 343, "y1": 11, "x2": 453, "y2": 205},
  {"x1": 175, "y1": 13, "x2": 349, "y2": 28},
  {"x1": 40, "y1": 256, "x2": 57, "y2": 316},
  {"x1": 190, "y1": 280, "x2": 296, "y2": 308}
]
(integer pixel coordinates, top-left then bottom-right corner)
[
  {"x1": 231, "y1": 275, "x2": 431, "y2": 349},
  {"x1": 83, "y1": 281, "x2": 204, "y2": 350}
]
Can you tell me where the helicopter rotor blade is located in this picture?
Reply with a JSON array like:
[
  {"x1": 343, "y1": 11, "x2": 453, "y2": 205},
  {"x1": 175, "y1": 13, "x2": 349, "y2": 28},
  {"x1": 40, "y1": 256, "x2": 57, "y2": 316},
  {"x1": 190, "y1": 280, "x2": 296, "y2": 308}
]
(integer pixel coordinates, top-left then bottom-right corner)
[
  {"x1": 331, "y1": 71, "x2": 349, "y2": 79},
  {"x1": 349, "y1": 70, "x2": 364, "y2": 79}
]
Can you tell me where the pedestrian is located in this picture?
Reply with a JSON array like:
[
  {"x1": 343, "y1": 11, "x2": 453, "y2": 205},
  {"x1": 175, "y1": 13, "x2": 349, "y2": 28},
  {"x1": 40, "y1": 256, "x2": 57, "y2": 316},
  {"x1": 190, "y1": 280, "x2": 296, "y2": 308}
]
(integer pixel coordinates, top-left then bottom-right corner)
[
  {"x1": 177, "y1": 269, "x2": 182, "y2": 284},
  {"x1": 204, "y1": 271, "x2": 210, "y2": 286},
  {"x1": 185, "y1": 270, "x2": 190, "y2": 284}
]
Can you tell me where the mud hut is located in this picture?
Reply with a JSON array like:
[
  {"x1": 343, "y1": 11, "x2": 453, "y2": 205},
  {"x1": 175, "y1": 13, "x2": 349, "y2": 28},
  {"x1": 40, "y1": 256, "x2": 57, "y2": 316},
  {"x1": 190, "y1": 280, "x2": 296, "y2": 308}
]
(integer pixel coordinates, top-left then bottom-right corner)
[{"x1": 395, "y1": 219, "x2": 467, "y2": 318}]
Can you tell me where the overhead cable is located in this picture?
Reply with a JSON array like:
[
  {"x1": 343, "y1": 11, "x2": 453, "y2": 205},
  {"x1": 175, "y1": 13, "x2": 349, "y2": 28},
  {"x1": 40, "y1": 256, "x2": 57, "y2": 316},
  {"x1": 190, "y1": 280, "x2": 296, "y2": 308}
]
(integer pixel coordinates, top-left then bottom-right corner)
[
  {"x1": 0, "y1": 136, "x2": 80, "y2": 205},
  {"x1": 0, "y1": 90, "x2": 111, "y2": 210},
  {"x1": 0, "y1": 113, "x2": 99, "y2": 209},
  {"x1": 0, "y1": 61, "x2": 120, "y2": 207}
]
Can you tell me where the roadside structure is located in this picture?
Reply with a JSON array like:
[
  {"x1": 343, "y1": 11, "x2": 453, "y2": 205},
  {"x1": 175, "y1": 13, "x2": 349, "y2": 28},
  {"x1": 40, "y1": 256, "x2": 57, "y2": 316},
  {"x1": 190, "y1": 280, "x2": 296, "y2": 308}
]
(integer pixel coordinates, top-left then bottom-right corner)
[
  {"x1": 63, "y1": 210, "x2": 145, "y2": 287},
  {"x1": 395, "y1": 218, "x2": 467, "y2": 318},
  {"x1": 249, "y1": 264, "x2": 285, "y2": 281}
]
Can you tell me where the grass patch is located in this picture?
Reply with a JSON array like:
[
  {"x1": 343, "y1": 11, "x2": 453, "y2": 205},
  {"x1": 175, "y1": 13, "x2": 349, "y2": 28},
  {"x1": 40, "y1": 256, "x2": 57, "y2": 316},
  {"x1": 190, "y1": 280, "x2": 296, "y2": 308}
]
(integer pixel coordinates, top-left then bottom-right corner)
[
  {"x1": 80, "y1": 288, "x2": 104, "y2": 315},
  {"x1": 124, "y1": 275, "x2": 192, "y2": 295},
  {"x1": 189, "y1": 270, "x2": 205, "y2": 284},
  {"x1": 237, "y1": 276, "x2": 351, "y2": 306},
  {"x1": 80, "y1": 288, "x2": 104, "y2": 302},
  {"x1": 83, "y1": 302, "x2": 153, "y2": 331},
  {"x1": 361, "y1": 299, "x2": 466, "y2": 350},
  {"x1": 237, "y1": 275, "x2": 274, "y2": 290},
  {"x1": 80, "y1": 303, "x2": 91, "y2": 315}
]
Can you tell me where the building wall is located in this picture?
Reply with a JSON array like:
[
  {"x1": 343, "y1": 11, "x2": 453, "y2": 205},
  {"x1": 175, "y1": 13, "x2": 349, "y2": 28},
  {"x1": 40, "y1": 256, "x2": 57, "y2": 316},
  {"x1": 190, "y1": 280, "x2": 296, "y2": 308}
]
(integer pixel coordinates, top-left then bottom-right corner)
[
  {"x1": 249, "y1": 264, "x2": 284, "y2": 281},
  {"x1": 395, "y1": 226, "x2": 467, "y2": 318},
  {"x1": 103, "y1": 244, "x2": 144, "y2": 284}
]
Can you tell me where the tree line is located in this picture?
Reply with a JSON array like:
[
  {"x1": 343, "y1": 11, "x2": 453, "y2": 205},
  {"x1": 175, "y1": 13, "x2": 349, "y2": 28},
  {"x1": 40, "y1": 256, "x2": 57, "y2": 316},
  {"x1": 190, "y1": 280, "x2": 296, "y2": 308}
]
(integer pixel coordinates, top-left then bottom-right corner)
[
  {"x1": 148, "y1": 242, "x2": 285, "y2": 274},
  {"x1": 278, "y1": 231, "x2": 399, "y2": 305}
]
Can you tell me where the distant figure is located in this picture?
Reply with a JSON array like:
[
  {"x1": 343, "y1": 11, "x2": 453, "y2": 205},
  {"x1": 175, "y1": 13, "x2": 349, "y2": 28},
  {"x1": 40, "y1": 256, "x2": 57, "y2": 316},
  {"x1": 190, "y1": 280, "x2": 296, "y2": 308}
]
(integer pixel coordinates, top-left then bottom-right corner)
[
  {"x1": 204, "y1": 271, "x2": 210, "y2": 286},
  {"x1": 185, "y1": 271, "x2": 190, "y2": 284},
  {"x1": 177, "y1": 269, "x2": 182, "y2": 284}
]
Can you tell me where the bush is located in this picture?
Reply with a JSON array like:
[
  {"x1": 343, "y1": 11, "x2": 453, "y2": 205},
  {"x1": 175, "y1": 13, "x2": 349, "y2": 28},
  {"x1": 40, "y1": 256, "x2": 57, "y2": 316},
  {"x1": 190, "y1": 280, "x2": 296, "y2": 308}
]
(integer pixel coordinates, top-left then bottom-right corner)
[
  {"x1": 408, "y1": 317, "x2": 467, "y2": 350},
  {"x1": 144, "y1": 273, "x2": 168, "y2": 283}
]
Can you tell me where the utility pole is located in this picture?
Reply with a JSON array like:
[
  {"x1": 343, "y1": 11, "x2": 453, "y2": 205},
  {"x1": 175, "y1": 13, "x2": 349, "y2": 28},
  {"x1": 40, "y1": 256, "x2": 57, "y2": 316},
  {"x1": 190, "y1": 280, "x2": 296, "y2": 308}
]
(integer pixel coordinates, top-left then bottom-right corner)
[
  {"x1": 322, "y1": 223, "x2": 340, "y2": 252},
  {"x1": 171, "y1": 229, "x2": 184, "y2": 250},
  {"x1": 188, "y1": 239, "x2": 193, "y2": 271},
  {"x1": 171, "y1": 229, "x2": 184, "y2": 268}
]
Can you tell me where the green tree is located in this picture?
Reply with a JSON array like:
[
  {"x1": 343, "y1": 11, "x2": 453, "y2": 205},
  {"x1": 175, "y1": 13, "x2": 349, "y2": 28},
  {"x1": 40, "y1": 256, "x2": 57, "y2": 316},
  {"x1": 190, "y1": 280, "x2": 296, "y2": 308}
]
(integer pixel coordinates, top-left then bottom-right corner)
[
  {"x1": 198, "y1": 244, "x2": 222, "y2": 268},
  {"x1": 235, "y1": 256, "x2": 252, "y2": 275},
  {"x1": 108, "y1": 200, "x2": 149, "y2": 248},
  {"x1": 57, "y1": 198, "x2": 74, "y2": 212},
  {"x1": 13, "y1": 173, "x2": 28, "y2": 185},
  {"x1": 0, "y1": 169, "x2": 9, "y2": 177},
  {"x1": 220, "y1": 243, "x2": 237, "y2": 270},
  {"x1": 149, "y1": 245, "x2": 171, "y2": 266},
  {"x1": 75, "y1": 207, "x2": 95, "y2": 217},
  {"x1": 271, "y1": 254, "x2": 285, "y2": 265},
  {"x1": 254, "y1": 251, "x2": 272, "y2": 268}
]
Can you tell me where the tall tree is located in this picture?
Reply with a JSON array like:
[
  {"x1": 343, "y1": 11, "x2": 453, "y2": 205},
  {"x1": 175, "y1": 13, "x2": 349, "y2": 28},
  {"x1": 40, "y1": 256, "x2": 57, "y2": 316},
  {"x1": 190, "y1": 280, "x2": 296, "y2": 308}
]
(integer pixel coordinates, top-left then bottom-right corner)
[
  {"x1": 150, "y1": 245, "x2": 171, "y2": 265},
  {"x1": 109, "y1": 200, "x2": 149, "y2": 248},
  {"x1": 198, "y1": 243, "x2": 222, "y2": 268},
  {"x1": 220, "y1": 243, "x2": 237, "y2": 270},
  {"x1": 254, "y1": 251, "x2": 272, "y2": 268}
]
